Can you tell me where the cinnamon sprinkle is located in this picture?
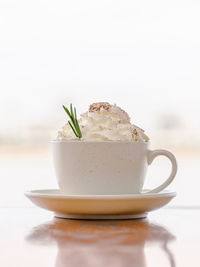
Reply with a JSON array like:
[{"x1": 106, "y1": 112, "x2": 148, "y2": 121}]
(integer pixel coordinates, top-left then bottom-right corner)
[{"x1": 89, "y1": 102, "x2": 111, "y2": 112}]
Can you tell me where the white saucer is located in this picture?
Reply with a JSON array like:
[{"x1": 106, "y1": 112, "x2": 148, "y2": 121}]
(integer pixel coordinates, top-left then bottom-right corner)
[{"x1": 25, "y1": 189, "x2": 176, "y2": 220}]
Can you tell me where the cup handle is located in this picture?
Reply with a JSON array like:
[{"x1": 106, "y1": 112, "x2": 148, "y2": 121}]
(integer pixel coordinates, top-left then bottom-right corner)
[{"x1": 146, "y1": 149, "x2": 177, "y2": 193}]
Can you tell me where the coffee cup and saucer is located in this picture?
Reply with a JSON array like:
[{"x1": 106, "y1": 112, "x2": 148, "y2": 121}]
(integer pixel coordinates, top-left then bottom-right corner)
[{"x1": 25, "y1": 141, "x2": 177, "y2": 219}]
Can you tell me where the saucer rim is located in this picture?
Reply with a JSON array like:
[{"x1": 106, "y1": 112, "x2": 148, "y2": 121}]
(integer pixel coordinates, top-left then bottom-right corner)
[{"x1": 25, "y1": 189, "x2": 177, "y2": 199}]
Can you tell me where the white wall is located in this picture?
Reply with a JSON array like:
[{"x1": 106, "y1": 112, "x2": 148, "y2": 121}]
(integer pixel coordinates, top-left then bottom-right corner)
[{"x1": 0, "y1": 0, "x2": 200, "y2": 138}]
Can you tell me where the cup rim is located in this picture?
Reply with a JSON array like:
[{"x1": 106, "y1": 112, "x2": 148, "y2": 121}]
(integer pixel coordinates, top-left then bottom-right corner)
[{"x1": 50, "y1": 139, "x2": 149, "y2": 145}]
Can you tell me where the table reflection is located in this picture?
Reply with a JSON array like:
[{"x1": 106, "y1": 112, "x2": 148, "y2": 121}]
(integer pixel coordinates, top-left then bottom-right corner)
[{"x1": 26, "y1": 218, "x2": 176, "y2": 267}]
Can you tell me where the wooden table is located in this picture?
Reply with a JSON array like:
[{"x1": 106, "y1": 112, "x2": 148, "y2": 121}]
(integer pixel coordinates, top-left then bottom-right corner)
[{"x1": 0, "y1": 207, "x2": 199, "y2": 267}]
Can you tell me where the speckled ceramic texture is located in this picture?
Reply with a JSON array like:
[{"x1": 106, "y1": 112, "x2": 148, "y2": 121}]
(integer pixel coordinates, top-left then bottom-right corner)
[{"x1": 51, "y1": 141, "x2": 177, "y2": 195}]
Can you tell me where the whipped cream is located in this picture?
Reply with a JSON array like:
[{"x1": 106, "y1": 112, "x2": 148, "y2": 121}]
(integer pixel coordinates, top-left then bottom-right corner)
[{"x1": 57, "y1": 102, "x2": 149, "y2": 142}]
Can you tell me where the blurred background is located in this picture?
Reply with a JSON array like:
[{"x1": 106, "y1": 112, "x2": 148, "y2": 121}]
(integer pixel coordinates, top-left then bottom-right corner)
[{"x1": 0, "y1": 0, "x2": 200, "y2": 207}]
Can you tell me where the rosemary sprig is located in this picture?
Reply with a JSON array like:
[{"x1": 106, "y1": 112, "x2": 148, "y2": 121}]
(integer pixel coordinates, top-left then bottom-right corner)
[{"x1": 63, "y1": 104, "x2": 82, "y2": 139}]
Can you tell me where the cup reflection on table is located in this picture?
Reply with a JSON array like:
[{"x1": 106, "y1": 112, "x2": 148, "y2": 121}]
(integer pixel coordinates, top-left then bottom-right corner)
[{"x1": 26, "y1": 218, "x2": 176, "y2": 267}]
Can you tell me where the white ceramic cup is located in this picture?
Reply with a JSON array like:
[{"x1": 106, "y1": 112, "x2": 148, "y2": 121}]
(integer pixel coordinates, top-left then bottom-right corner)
[{"x1": 52, "y1": 141, "x2": 177, "y2": 195}]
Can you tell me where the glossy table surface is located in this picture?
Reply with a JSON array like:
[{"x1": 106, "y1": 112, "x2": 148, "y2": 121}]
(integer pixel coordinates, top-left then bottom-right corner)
[{"x1": 0, "y1": 207, "x2": 200, "y2": 267}]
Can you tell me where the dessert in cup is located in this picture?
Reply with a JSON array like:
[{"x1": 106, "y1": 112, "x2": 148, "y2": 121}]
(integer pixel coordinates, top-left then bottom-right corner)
[
  {"x1": 26, "y1": 102, "x2": 177, "y2": 219},
  {"x1": 53, "y1": 102, "x2": 177, "y2": 195}
]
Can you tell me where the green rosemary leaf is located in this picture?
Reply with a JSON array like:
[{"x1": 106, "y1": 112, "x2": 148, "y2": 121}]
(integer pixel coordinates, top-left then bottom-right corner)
[
  {"x1": 70, "y1": 103, "x2": 73, "y2": 115},
  {"x1": 75, "y1": 118, "x2": 82, "y2": 138},
  {"x1": 73, "y1": 107, "x2": 81, "y2": 135},
  {"x1": 74, "y1": 107, "x2": 77, "y2": 120},
  {"x1": 70, "y1": 104, "x2": 76, "y2": 125},
  {"x1": 70, "y1": 104, "x2": 74, "y2": 120},
  {"x1": 63, "y1": 105, "x2": 73, "y2": 120},
  {"x1": 68, "y1": 121, "x2": 78, "y2": 137},
  {"x1": 62, "y1": 104, "x2": 82, "y2": 139}
]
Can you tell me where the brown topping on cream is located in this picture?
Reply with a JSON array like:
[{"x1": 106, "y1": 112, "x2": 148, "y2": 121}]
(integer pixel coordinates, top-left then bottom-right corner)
[
  {"x1": 132, "y1": 124, "x2": 144, "y2": 132},
  {"x1": 89, "y1": 102, "x2": 111, "y2": 112},
  {"x1": 132, "y1": 128, "x2": 138, "y2": 136},
  {"x1": 131, "y1": 125, "x2": 146, "y2": 140}
]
